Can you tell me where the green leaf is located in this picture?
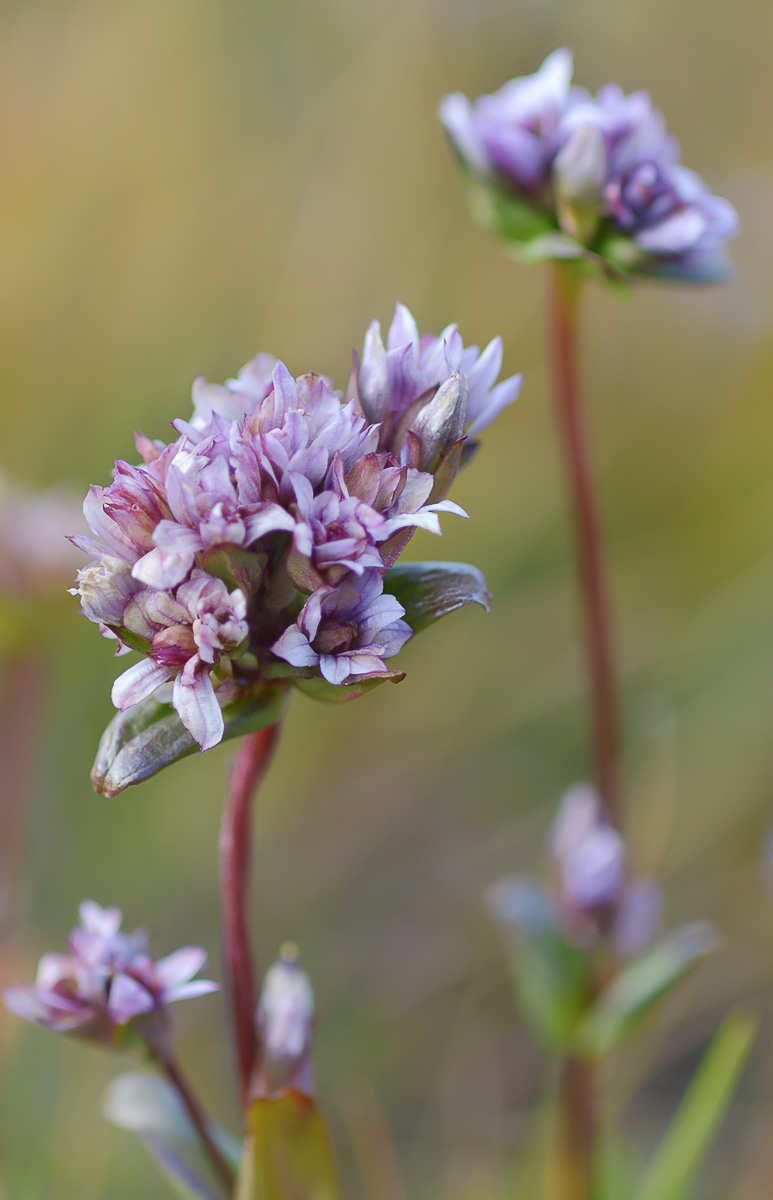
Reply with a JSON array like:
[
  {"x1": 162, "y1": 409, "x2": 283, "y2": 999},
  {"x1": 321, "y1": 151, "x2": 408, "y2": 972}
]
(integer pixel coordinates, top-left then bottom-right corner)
[
  {"x1": 283, "y1": 668, "x2": 405, "y2": 703},
  {"x1": 236, "y1": 1092, "x2": 343, "y2": 1200},
  {"x1": 487, "y1": 879, "x2": 592, "y2": 1049},
  {"x1": 383, "y1": 561, "x2": 490, "y2": 633},
  {"x1": 633, "y1": 1012, "x2": 757, "y2": 1200},
  {"x1": 91, "y1": 683, "x2": 290, "y2": 796},
  {"x1": 577, "y1": 923, "x2": 717, "y2": 1057},
  {"x1": 464, "y1": 177, "x2": 554, "y2": 246},
  {"x1": 104, "y1": 1071, "x2": 242, "y2": 1200}
]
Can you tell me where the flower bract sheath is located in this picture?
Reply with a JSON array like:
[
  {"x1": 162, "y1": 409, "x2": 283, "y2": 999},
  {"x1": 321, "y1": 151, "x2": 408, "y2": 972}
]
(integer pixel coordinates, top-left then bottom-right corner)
[
  {"x1": 72, "y1": 305, "x2": 521, "y2": 752},
  {"x1": 440, "y1": 49, "x2": 738, "y2": 281},
  {"x1": 3, "y1": 901, "x2": 216, "y2": 1050}
]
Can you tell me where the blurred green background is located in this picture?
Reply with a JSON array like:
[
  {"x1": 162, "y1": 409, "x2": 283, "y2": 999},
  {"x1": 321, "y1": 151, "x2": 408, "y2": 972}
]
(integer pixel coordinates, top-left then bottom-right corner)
[{"x1": 1, "y1": 0, "x2": 772, "y2": 1196}]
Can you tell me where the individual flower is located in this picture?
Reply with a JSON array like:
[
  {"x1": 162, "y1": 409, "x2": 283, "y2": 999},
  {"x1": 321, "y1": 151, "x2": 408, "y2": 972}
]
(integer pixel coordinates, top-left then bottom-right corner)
[
  {"x1": 3, "y1": 901, "x2": 217, "y2": 1049},
  {"x1": 252, "y1": 944, "x2": 315, "y2": 1099},
  {"x1": 548, "y1": 783, "x2": 661, "y2": 955},
  {"x1": 0, "y1": 472, "x2": 84, "y2": 596},
  {"x1": 73, "y1": 305, "x2": 519, "y2": 757},
  {"x1": 440, "y1": 50, "x2": 738, "y2": 280}
]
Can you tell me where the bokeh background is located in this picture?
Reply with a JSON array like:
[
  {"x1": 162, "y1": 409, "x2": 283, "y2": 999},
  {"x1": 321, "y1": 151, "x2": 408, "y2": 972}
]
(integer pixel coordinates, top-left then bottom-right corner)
[{"x1": 1, "y1": 0, "x2": 772, "y2": 1196}]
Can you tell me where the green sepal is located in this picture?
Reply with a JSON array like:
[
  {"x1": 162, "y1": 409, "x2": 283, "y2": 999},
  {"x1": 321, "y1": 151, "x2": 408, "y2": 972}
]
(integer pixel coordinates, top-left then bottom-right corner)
[
  {"x1": 487, "y1": 879, "x2": 593, "y2": 1050},
  {"x1": 104, "y1": 1071, "x2": 242, "y2": 1200},
  {"x1": 383, "y1": 561, "x2": 491, "y2": 633},
  {"x1": 91, "y1": 683, "x2": 290, "y2": 796},
  {"x1": 575, "y1": 922, "x2": 717, "y2": 1057},
  {"x1": 236, "y1": 1091, "x2": 343, "y2": 1200},
  {"x1": 633, "y1": 1012, "x2": 757, "y2": 1200},
  {"x1": 464, "y1": 176, "x2": 554, "y2": 246}
]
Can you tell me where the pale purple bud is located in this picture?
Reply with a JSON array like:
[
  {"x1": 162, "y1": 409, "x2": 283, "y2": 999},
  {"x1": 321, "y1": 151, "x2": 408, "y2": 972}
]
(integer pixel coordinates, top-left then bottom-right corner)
[
  {"x1": 253, "y1": 945, "x2": 315, "y2": 1098},
  {"x1": 554, "y1": 124, "x2": 607, "y2": 243}
]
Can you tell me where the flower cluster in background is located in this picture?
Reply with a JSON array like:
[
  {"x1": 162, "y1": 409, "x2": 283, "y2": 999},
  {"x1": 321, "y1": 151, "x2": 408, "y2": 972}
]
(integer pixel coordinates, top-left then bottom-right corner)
[
  {"x1": 440, "y1": 49, "x2": 738, "y2": 279},
  {"x1": 71, "y1": 305, "x2": 521, "y2": 750},
  {"x1": 3, "y1": 901, "x2": 216, "y2": 1049}
]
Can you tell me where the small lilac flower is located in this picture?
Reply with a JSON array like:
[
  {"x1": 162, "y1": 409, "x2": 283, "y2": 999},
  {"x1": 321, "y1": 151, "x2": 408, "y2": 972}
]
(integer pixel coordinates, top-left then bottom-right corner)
[
  {"x1": 3, "y1": 901, "x2": 217, "y2": 1049},
  {"x1": 549, "y1": 784, "x2": 661, "y2": 954},
  {"x1": 74, "y1": 306, "x2": 519, "y2": 754},
  {"x1": 272, "y1": 571, "x2": 412, "y2": 686},
  {"x1": 252, "y1": 945, "x2": 315, "y2": 1099},
  {"x1": 440, "y1": 50, "x2": 738, "y2": 279}
]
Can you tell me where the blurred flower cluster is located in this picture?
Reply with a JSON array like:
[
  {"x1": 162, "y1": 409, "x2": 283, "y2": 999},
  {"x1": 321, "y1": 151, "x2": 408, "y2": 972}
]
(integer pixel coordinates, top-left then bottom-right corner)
[
  {"x1": 440, "y1": 49, "x2": 738, "y2": 279},
  {"x1": 0, "y1": 472, "x2": 83, "y2": 598},
  {"x1": 72, "y1": 304, "x2": 520, "y2": 750},
  {"x1": 3, "y1": 901, "x2": 216, "y2": 1051}
]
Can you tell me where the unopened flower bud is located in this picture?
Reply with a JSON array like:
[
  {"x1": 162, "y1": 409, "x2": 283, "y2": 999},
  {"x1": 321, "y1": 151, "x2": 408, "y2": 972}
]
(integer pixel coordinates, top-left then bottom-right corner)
[
  {"x1": 253, "y1": 944, "x2": 315, "y2": 1099},
  {"x1": 409, "y1": 372, "x2": 469, "y2": 472},
  {"x1": 554, "y1": 124, "x2": 607, "y2": 244}
]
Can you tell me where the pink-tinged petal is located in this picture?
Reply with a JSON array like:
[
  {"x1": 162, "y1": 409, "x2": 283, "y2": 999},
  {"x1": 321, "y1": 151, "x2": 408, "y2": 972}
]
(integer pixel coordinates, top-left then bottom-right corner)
[
  {"x1": 172, "y1": 660, "x2": 223, "y2": 751},
  {"x1": 131, "y1": 547, "x2": 194, "y2": 589},
  {"x1": 35, "y1": 954, "x2": 76, "y2": 989},
  {"x1": 244, "y1": 505, "x2": 296, "y2": 543},
  {"x1": 424, "y1": 499, "x2": 469, "y2": 519},
  {"x1": 387, "y1": 303, "x2": 420, "y2": 352},
  {"x1": 636, "y1": 207, "x2": 708, "y2": 254},
  {"x1": 108, "y1": 973, "x2": 154, "y2": 1023},
  {"x1": 358, "y1": 321, "x2": 390, "y2": 422},
  {"x1": 152, "y1": 521, "x2": 201, "y2": 554},
  {"x1": 153, "y1": 947, "x2": 207, "y2": 990},
  {"x1": 78, "y1": 900, "x2": 124, "y2": 939},
  {"x1": 319, "y1": 654, "x2": 352, "y2": 685},
  {"x1": 271, "y1": 360, "x2": 300, "y2": 416},
  {"x1": 111, "y1": 659, "x2": 176, "y2": 711},
  {"x1": 438, "y1": 93, "x2": 493, "y2": 175},
  {"x1": 466, "y1": 373, "x2": 522, "y2": 437},
  {"x1": 165, "y1": 979, "x2": 219, "y2": 1003},
  {"x1": 344, "y1": 652, "x2": 389, "y2": 677},
  {"x1": 271, "y1": 626, "x2": 319, "y2": 668}
]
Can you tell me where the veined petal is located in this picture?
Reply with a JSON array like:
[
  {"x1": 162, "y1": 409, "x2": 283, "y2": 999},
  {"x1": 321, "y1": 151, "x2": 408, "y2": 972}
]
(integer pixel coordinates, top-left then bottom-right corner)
[
  {"x1": 153, "y1": 947, "x2": 207, "y2": 990},
  {"x1": 172, "y1": 660, "x2": 223, "y2": 751},
  {"x1": 131, "y1": 547, "x2": 195, "y2": 590},
  {"x1": 271, "y1": 626, "x2": 319, "y2": 668},
  {"x1": 111, "y1": 659, "x2": 176, "y2": 711}
]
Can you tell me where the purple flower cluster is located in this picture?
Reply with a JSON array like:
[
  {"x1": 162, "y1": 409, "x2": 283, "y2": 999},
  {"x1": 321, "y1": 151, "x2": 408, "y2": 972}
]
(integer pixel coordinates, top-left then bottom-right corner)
[
  {"x1": 440, "y1": 49, "x2": 738, "y2": 275},
  {"x1": 3, "y1": 901, "x2": 216, "y2": 1047},
  {"x1": 72, "y1": 305, "x2": 521, "y2": 750},
  {"x1": 549, "y1": 784, "x2": 661, "y2": 956}
]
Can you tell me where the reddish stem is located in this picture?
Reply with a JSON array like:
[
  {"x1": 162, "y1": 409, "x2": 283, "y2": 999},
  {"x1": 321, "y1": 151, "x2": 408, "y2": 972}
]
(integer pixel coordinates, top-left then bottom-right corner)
[
  {"x1": 155, "y1": 1048, "x2": 236, "y2": 1194},
  {"x1": 219, "y1": 724, "x2": 281, "y2": 1111},
  {"x1": 547, "y1": 262, "x2": 622, "y2": 826}
]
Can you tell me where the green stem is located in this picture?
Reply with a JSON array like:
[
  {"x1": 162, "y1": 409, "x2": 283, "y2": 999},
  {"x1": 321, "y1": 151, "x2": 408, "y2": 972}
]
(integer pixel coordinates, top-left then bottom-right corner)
[{"x1": 152, "y1": 1046, "x2": 236, "y2": 1194}]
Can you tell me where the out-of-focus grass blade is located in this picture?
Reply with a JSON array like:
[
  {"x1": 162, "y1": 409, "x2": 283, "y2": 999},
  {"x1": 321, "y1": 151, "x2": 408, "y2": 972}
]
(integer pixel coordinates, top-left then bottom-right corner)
[{"x1": 633, "y1": 1011, "x2": 757, "y2": 1200}]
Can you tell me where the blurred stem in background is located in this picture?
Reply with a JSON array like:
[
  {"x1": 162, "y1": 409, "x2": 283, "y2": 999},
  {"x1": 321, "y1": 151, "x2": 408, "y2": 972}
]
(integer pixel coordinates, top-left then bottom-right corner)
[
  {"x1": 546, "y1": 261, "x2": 621, "y2": 1199},
  {"x1": 220, "y1": 724, "x2": 281, "y2": 1112}
]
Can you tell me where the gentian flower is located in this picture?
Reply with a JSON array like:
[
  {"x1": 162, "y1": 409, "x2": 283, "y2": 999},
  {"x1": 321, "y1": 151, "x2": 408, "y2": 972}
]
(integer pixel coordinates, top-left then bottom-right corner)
[
  {"x1": 3, "y1": 901, "x2": 217, "y2": 1049},
  {"x1": 73, "y1": 305, "x2": 520, "y2": 759},
  {"x1": 440, "y1": 50, "x2": 738, "y2": 280}
]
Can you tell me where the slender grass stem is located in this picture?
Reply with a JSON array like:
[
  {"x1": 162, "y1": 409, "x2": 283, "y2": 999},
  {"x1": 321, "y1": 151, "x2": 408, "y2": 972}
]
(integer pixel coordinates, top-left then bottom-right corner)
[{"x1": 219, "y1": 724, "x2": 281, "y2": 1110}]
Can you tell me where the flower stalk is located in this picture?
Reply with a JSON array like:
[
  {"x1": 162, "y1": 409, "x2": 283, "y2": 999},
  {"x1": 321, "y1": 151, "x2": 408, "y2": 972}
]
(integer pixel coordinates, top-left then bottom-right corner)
[
  {"x1": 150, "y1": 1043, "x2": 237, "y2": 1194},
  {"x1": 556, "y1": 1054, "x2": 597, "y2": 1200},
  {"x1": 546, "y1": 262, "x2": 621, "y2": 827},
  {"x1": 220, "y1": 724, "x2": 281, "y2": 1109}
]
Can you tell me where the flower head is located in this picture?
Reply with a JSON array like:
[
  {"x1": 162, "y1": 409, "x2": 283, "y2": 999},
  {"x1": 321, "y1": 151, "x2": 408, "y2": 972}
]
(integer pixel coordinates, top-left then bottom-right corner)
[
  {"x1": 440, "y1": 50, "x2": 738, "y2": 280},
  {"x1": 73, "y1": 306, "x2": 519, "y2": 754},
  {"x1": 3, "y1": 901, "x2": 217, "y2": 1050}
]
